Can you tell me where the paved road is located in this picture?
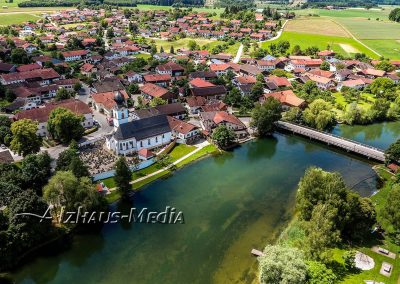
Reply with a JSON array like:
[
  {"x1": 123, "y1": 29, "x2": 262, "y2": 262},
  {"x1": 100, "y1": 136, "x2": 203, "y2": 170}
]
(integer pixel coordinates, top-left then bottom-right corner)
[
  {"x1": 259, "y1": 19, "x2": 289, "y2": 44},
  {"x1": 233, "y1": 43, "x2": 243, "y2": 63}
]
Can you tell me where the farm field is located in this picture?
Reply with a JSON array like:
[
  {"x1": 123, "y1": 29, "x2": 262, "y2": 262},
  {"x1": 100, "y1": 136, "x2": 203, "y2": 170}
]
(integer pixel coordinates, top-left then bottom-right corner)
[
  {"x1": 333, "y1": 17, "x2": 400, "y2": 39},
  {"x1": 0, "y1": 12, "x2": 40, "y2": 25},
  {"x1": 291, "y1": 7, "x2": 394, "y2": 19},
  {"x1": 361, "y1": 39, "x2": 400, "y2": 59},
  {"x1": 262, "y1": 31, "x2": 378, "y2": 58},
  {"x1": 284, "y1": 18, "x2": 350, "y2": 37}
]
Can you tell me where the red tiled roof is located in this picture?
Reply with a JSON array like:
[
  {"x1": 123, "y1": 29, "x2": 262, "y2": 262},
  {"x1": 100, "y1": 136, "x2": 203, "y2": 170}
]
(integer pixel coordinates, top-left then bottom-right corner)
[
  {"x1": 14, "y1": 99, "x2": 91, "y2": 123},
  {"x1": 189, "y1": 78, "x2": 215, "y2": 88},
  {"x1": 140, "y1": 83, "x2": 170, "y2": 98}
]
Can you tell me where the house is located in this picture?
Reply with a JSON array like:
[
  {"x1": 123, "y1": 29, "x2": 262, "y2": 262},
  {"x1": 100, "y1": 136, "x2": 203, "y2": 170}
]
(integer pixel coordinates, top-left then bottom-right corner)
[
  {"x1": 286, "y1": 59, "x2": 323, "y2": 71},
  {"x1": 261, "y1": 90, "x2": 306, "y2": 109},
  {"x1": 0, "y1": 150, "x2": 14, "y2": 164},
  {"x1": 190, "y1": 85, "x2": 227, "y2": 100},
  {"x1": 156, "y1": 61, "x2": 185, "y2": 77},
  {"x1": 318, "y1": 50, "x2": 336, "y2": 59},
  {"x1": 132, "y1": 103, "x2": 186, "y2": 120},
  {"x1": 336, "y1": 79, "x2": 366, "y2": 91},
  {"x1": 138, "y1": 148, "x2": 155, "y2": 161},
  {"x1": 266, "y1": 75, "x2": 291, "y2": 88},
  {"x1": 62, "y1": 50, "x2": 89, "y2": 62},
  {"x1": 359, "y1": 68, "x2": 385, "y2": 78},
  {"x1": 125, "y1": 71, "x2": 143, "y2": 83},
  {"x1": 13, "y1": 99, "x2": 94, "y2": 137},
  {"x1": 239, "y1": 64, "x2": 262, "y2": 77},
  {"x1": 257, "y1": 60, "x2": 276, "y2": 72},
  {"x1": 199, "y1": 111, "x2": 247, "y2": 138},
  {"x1": 0, "y1": 68, "x2": 60, "y2": 85},
  {"x1": 80, "y1": 63, "x2": 96, "y2": 76},
  {"x1": 210, "y1": 63, "x2": 232, "y2": 76},
  {"x1": 0, "y1": 63, "x2": 16, "y2": 74},
  {"x1": 167, "y1": 116, "x2": 200, "y2": 144},
  {"x1": 106, "y1": 114, "x2": 172, "y2": 155},
  {"x1": 91, "y1": 90, "x2": 129, "y2": 115},
  {"x1": 140, "y1": 83, "x2": 176, "y2": 103},
  {"x1": 304, "y1": 73, "x2": 335, "y2": 90},
  {"x1": 143, "y1": 74, "x2": 171, "y2": 87},
  {"x1": 185, "y1": 96, "x2": 207, "y2": 114}
]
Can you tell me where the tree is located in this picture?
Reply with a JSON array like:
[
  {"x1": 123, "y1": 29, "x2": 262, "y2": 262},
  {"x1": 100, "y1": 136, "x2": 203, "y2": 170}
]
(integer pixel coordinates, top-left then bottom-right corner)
[
  {"x1": 114, "y1": 157, "x2": 131, "y2": 199},
  {"x1": 43, "y1": 171, "x2": 104, "y2": 222},
  {"x1": 126, "y1": 83, "x2": 139, "y2": 95},
  {"x1": 10, "y1": 119, "x2": 41, "y2": 156},
  {"x1": 211, "y1": 125, "x2": 236, "y2": 149},
  {"x1": 69, "y1": 155, "x2": 89, "y2": 178},
  {"x1": 370, "y1": 98, "x2": 390, "y2": 121},
  {"x1": 0, "y1": 182, "x2": 21, "y2": 207},
  {"x1": 21, "y1": 152, "x2": 52, "y2": 194},
  {"x1": 170, "y1": 45, "x2": 174, "y2": 54},
  {"x1": 383, "y1": 185, "x2": 400, "y2": 230},
  {"x1": 303, "y1": 203, "x2": 341, "y2": 261},
  {"x1": 10, "y1": 48, "x2": 29, "y2": 64},
  {"x1": 0, "y1": 115, "x2": 11, "y2": 128},
  {"x1": 47, "y1": 107, "x2": 84, "y2": 144},
  {"x1": 149, "y1": 97, "x2": 167, "y2": 107},
  {"x1": 369, "y1": 78, "x2": 396, "y2": 100},
  {"x1": 320, "y1": 61, "x2": 330, "y2": 71},
  {"x1": 282, "y1": 107, "x2": 302, "y2": 123},
  {"x1": 376, "y1": 60, "x2": 395, "y2": 72},
  {"x1": 389, "y1": 7, "x2": 400, "y2": 22},
  {"x1": 385, "y1": 139, "x2": 400, "y2": 164},
  {"x1": 302, "y1": 99, "x2": 335, "y2": 130},
  {"x1": 342, "y1": 250, "x2": 357, "y2": 271},
  {"x1": 306, "y1": 261, "x2": 336, "y2": 284},
  {"x1": 259, "y1": 245, "x2": 307, "y2": 284},
  {"x1": 250, "y1": 97, "x2": 281, "y2": 137},
  {"x1": 73, "y1": 82, "x2": 82, "y2": 92},
  {"x1": 188, "y1": 40, "x2": 198, "y2": 51},
  {"x1": 55, "y1": 88, "x2": 72, "y2": 101}
]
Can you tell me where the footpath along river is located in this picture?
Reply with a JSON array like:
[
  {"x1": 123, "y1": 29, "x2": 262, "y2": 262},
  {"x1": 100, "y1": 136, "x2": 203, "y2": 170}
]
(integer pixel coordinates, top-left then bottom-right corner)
[{"x1": 10, "y1": 122, "x2": 400, "y2": 284}]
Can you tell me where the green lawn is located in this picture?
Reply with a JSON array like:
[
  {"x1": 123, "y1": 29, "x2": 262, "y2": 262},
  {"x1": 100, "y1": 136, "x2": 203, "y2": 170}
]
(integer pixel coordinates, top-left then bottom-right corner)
[
  {"x1": 0, "y1": 12, "x2": 40, "y2": 25},
  {"x1": 262, "y1": 31, "x2": 378, "y2": 58}
]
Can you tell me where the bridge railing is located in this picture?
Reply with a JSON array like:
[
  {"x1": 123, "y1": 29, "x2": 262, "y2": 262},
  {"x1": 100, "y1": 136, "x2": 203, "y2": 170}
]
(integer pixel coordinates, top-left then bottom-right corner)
[{"x1": 276, "y1": 121, "x2": 385, "y2": 152}]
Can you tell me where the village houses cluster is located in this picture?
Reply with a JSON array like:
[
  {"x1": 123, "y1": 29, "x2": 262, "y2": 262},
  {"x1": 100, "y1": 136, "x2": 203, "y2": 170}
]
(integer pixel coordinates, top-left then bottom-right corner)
[{"x1": 1, "y1": 7, "x2": 399, "y2": 171}]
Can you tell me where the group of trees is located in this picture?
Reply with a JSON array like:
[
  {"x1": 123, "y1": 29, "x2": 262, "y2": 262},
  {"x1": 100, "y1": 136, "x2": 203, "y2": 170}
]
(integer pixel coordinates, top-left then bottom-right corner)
[
  {"x1": 0, "y1": 137, "x2": 106, "y2": 270},
  {"x1": 259, "y1": 167, "x2": 377, "y2": 283},
  {"x1": 296, "y1": 168, "x2": 376, "y2": 260},
  {"x1": 389, "y1": 7, "x2": 400, "y2": 22}
]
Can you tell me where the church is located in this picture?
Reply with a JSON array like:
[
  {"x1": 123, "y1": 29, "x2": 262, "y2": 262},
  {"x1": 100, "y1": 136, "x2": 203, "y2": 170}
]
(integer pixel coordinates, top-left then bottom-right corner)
[{"x1": 105, "y1": 91, "x2": 172, "y2": 155}]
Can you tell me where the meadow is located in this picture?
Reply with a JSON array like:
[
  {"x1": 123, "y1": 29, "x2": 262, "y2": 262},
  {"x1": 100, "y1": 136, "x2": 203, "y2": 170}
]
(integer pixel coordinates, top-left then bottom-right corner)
[
  {"x1": 153, "y1": 37, "x2": 240, "y2": 55},
  {"x1": 0, "y1": 12, "x2": 40, "y2": 25},
  {"x1": 262, "y1": 31, "x2": 378, "y2": 58},
  {"x1": 282, "y1": 6, "x2": 400, "y2": 59}
]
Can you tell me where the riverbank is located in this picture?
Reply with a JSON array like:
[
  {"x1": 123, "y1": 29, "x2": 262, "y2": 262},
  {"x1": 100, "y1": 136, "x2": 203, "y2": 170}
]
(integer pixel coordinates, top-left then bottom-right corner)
[
  {"x1": 9, "y1": 122, "x2": 398, "y2": 284},
  {"x1": 273, "y1": 163, "x2": 400, "y2": 284},
  {"x1": 103, "y1": 143, "x2": 220, "y2": 203}
]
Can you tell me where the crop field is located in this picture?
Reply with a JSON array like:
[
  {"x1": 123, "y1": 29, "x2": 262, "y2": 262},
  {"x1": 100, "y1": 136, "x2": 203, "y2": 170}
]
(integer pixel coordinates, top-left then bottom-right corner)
[
  {"x1": 262, "y1": 31, "x2": 378, "y2": 58},
  {"x1": 0, "y1": 12, "x2": 40, "y2": 25},
  {"x1": 285, "y1": 18, "x2": 350, "y2": 37}
]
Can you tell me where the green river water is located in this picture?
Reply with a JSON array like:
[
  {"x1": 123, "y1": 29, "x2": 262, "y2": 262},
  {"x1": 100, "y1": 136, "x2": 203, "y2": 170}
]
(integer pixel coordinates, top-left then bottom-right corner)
[{"x1": 10, "y1": 122, "x2": 400, "y2": 284}]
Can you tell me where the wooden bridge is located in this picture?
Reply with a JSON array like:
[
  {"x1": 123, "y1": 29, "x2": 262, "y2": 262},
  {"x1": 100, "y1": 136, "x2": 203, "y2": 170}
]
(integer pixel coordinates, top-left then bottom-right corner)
[{"x1": 276, "y1": 121, "x2": 385, "y2": 162}]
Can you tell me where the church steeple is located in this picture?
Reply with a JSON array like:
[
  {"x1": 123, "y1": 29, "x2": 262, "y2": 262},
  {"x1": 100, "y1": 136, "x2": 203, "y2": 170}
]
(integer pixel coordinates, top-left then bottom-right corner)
[{"x1": 112, "y1": 91, "x2": 128, "y2": 130}]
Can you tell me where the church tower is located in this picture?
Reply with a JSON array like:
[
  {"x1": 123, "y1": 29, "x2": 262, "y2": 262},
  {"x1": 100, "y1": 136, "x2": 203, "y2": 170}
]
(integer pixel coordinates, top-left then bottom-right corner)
[{"x1": 112, "y1": 91, "x2": 128, "y2": 130}]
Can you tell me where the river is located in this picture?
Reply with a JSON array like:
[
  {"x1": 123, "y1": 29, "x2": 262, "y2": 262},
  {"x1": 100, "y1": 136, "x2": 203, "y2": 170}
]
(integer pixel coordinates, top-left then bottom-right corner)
[{"x1": 10, "y1": 122, "x2": 400, "y2": 284}]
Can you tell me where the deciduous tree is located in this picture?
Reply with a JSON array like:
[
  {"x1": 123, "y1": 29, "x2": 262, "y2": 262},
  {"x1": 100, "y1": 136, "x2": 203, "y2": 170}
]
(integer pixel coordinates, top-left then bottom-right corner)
[
  {"x1": 10, "y1": 119, "x2": 42, "y2": 156},
  {"x1": 47, "y1": 107, "x2": 84, "y2": 144}
]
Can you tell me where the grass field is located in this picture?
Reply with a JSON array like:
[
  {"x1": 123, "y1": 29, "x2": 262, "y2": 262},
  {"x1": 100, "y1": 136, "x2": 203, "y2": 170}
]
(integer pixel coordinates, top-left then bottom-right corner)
[
  {"x1": 135, "y1": 4, "x2": 224, "y2": 19},
  {"x1": 262, "y1": 31, "x2": 378, "y2": 58},
  {"x1": 285, "y1": 18, "x2": 350, "y2": 37},
  {"x1": 288, "y1": 7, "x2": 400, "y2": 59},
  {"x1": 0, "y1": 12, "x2": 40, "y2": 25},
  {"x1": 154, "y1": 37, "x2": 240, "y2": 55},
  {"x1": 361, "y1": 39, "x2": 400, "y2": 59}
]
